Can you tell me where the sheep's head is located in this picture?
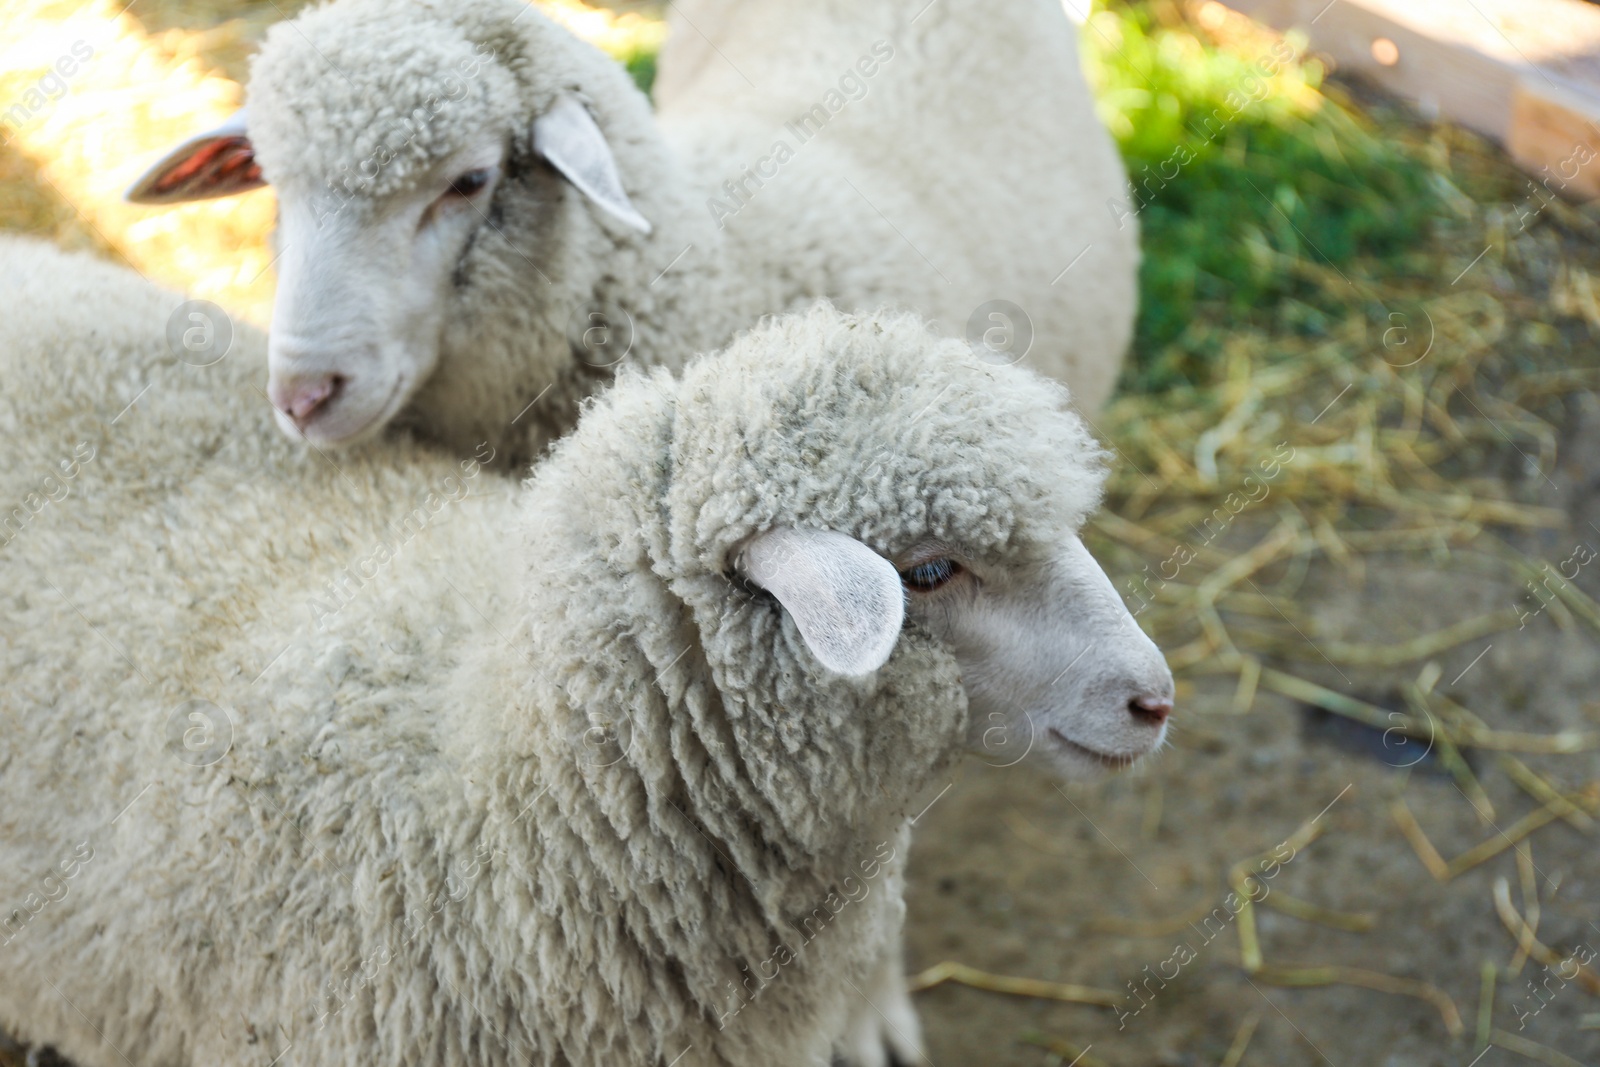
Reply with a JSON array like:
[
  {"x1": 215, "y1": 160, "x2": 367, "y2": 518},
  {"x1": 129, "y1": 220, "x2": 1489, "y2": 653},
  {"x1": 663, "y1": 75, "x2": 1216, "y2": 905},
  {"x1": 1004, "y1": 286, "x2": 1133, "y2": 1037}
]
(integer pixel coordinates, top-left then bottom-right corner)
[
  {"x1": 665, "y1": 305, "x2": 1174, "y2": 786},
  {"x1": 124, "y1": 0, "x2": 656, "y2": 451}
]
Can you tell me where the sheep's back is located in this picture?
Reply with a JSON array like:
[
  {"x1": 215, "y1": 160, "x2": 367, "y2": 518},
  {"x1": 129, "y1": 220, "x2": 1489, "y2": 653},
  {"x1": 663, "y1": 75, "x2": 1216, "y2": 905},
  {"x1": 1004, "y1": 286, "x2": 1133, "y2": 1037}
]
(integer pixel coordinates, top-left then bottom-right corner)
[
  {"x1": 655, "y1": 0, "x2": 1137, "y2": 412},
  {"x1": 0, "y1": 238, "x2": 527, "y2": 1066}
]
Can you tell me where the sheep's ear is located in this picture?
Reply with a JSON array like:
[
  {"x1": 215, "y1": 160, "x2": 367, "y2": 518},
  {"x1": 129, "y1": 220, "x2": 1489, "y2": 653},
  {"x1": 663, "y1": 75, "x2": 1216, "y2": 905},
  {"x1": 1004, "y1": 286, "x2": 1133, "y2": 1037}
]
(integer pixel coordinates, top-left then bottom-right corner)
[
  {"x1": 533, "y1": 93, "x2": 652, "y2": 235},
  {"x1": 735, "y1": 528, "x2": 905, "y2": 676},
  {"x1": 125, "y1": 109, "x2": 264, "y2": 204}
]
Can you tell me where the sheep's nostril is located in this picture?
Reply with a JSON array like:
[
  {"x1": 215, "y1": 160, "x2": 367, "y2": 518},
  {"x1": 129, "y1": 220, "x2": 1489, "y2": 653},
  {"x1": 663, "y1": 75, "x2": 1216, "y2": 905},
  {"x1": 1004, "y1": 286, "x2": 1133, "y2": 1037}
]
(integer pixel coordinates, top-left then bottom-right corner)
[
  {"x1": 1128, "y1": 695, "x2": 1173, "y2": 726},
  {"x1": 273, "y1": 374, "x2": 343, "y2": 424}
]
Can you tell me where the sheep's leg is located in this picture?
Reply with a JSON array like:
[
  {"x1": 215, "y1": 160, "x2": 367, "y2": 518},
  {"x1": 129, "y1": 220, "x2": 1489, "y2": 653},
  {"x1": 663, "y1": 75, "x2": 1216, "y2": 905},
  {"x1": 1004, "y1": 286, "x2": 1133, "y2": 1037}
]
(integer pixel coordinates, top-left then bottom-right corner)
[{"x1": 832, "y1": 940, "x2": 924, "y2": 1067}]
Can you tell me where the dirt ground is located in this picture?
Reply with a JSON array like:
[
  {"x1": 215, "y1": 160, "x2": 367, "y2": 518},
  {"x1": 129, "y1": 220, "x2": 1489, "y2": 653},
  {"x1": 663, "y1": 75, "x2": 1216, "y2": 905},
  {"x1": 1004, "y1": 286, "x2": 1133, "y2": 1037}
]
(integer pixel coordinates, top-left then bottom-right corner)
[{"x1": 904, "y1": 351, "x2": 1600, "y2": 1065}]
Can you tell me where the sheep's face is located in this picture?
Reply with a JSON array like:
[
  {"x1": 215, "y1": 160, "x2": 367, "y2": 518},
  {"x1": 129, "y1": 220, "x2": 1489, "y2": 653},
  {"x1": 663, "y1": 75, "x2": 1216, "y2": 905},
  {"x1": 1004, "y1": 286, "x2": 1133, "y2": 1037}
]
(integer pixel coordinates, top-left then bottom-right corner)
[
  {"x1": 126, "y1": 0, "x2": 656, "y2": 452},
  {"x1": 673, "y1": 306, "x2": 1175, "y2": 785},
  {"x1": 894, "y1": 536, "x2": 1174, "y2": 778},
  {"x1": 731, "y1": 525, "x2": 1172, "y2": 783},
  {"x1": 230, "y1": 0, "x2": 532, "y2": 448},
  {"x1": 263, "y1": 134, "x2": 509, "y2": 447}
]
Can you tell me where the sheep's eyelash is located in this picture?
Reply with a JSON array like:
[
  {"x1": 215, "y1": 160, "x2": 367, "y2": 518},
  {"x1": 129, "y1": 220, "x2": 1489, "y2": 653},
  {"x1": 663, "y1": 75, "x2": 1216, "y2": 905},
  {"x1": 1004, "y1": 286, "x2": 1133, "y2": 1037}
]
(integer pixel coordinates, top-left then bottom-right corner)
[
  {"x1": 896, "y1": 540, "x2": 989, "y2": 590},
  {"x1": 902, "y1": 563, "x2": 982, "y2": 605},
  {"x1": 894, "y1": 541, "x2": 967, "y2": 570}
]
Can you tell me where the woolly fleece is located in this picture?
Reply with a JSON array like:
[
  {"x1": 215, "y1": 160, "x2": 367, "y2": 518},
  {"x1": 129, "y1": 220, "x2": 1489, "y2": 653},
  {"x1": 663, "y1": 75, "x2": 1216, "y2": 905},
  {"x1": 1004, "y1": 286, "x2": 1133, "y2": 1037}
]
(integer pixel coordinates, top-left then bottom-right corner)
[
  {"x1": 0, "y1": 240, "x2": 1106, "y2": 1067},
  {"x1": 241, "y1": 0, "x2": 1135, "y2": 466},
  {"x1": 249, "y1": 0, "x2": 732, "y2": 466}
]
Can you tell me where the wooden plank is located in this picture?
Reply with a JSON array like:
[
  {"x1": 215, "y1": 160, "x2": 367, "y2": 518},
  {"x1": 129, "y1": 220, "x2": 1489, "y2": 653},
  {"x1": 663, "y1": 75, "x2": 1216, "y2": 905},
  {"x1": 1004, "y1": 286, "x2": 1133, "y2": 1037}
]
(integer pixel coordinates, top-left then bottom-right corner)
[
  {"x1": 1218, "y1": 0, "x2": 1600, "y2": 198},
  {"x1": 1509, "y1": 76, "x2": 1600, "y2": 200},
  {"x1": 1222, "y1": 0, "x2": 1515, "y2": 138}
]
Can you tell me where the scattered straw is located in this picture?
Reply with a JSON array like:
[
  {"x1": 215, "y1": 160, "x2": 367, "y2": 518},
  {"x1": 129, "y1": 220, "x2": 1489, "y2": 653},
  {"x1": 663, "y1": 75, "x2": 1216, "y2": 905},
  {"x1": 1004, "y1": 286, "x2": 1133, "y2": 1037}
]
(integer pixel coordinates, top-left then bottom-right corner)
[
  {"x1": 1220, "y1": 810, "x2": 1462, "y2": 1036},
  {"x1": 1252, "y1": 668, "x2": 1408, "y2": 733},
  {"x1": 1491, "y1": 879, "x2": 1600, "y2": 997},
  {"x1": 1476, "y1": 961, "x2": 1496, "y2": 1053},
  {"x1": 1447, "y1": 791, "x2": 1599, "y2": 879},
  {"x1": 1230, "y1": 654, "x2": 1261, "y2": 715},
  {"x1": 1228, "y1": 821, "x2": 1375, "y2": 936},
  {"x1": 1251, "y1": 889, "x2": 1377, "y2": 933},
  {"x1": 1499, "y1": 756, "x2": 1597, "y2": 832},
  {"x1": 1253, "y1": 964, "x2": 1464, "y2": 1037},
  {"x1": 906, "y1": 961, "x2": 1119, "y2": 1008},
  {"x1": 1231, "y1": 815, "x2": 1331, "y2": 972},
  {"x1": 1219, "y1": 1012, "x2": 1261, "y2": 1067},
  {"x1": 1488, "y1": 1028, "x2": 1590, "y2": 1067},
  {"x1": 1019, "y1": 1033, "x2": 1111, "y2": 1067},
  {"x1": 1390, "y1": 798, "x2": 1452, "y2": 881},
  {"x1": 1509, "y1": 842, "x2": 1540, "y2": 977},
  {"x1": 1391, "y1": 790, "x2": 1599, "y2": 882},
  {"x1": 1409, "y1": 685, "x2": 1498, "y2": 821},
  {"x1": 1086, "y1": 891, "x2": 1222, "y2": 938}
]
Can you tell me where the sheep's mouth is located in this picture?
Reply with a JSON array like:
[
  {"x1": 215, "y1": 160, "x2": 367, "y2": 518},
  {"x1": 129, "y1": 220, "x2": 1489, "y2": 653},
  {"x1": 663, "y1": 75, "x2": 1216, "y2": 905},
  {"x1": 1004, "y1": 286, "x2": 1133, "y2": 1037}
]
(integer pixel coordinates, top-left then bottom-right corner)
[
  {"x1": 301, "y1": 373, "x2": 409, "y2": 446},
  {"x1": 1047, "y1": 728, "x2": 1142, "y2": 772}
]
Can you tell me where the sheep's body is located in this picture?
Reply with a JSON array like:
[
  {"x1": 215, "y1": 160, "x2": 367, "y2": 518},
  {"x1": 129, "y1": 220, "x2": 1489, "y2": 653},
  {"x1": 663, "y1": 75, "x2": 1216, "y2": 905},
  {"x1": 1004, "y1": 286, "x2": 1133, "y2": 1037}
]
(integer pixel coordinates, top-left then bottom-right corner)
[
  {"x1": 655, "y1": 0, "x2": 1138, "y2": 415},
  {"x1": 659, "y1": 13, "x2": 1140, "y2": 1055},
  {"x1": 0, "y1": 240, "x2": 556, "y2": 1061},
  {"x1": 0, "y1": 240, "x2": 1129, "y2": 1067},
  {"x1": 154, "y1": 0, "x2": 1134, "y2": 464}
]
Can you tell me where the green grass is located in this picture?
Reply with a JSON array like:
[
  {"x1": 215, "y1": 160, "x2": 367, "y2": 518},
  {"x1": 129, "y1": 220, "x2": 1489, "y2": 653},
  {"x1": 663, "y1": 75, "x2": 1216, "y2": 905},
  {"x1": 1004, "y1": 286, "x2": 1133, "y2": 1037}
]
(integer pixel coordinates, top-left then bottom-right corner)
[
  {"x1": 624, "y1": 47, "x2": 657, "y2": 96},
  {"x1": 1085, "y1": 1, "x2": 1446, "y2": 393},
  {"x1": 623, "y1": 0, "x2": 1450, "y2": 395}
]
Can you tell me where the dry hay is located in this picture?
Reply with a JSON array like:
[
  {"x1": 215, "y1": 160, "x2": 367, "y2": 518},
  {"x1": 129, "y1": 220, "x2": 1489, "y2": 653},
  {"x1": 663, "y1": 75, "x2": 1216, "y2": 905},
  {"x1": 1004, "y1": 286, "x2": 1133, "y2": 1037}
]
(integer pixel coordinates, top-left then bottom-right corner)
[
  {"x1": 1059, "y1": 23, "x2": 1600, "y2": 1062},
  {"x1": 935, "y1": 3, "x2": 1600, "y2": 1060}
]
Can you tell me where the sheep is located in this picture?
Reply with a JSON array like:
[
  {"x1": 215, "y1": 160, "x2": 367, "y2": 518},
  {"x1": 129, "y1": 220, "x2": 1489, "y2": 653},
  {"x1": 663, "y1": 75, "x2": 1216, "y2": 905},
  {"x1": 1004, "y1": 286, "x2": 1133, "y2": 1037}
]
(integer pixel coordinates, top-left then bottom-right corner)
[
  {"x1": 125, "y1": 2, "x2": 1141, "y2": 1058},
  {"x1": 125, "y1": 0, "x2": 1138, "y2": 469},
  {"x1": 0, "y1": 238, "x2": 1172, "y2": 1067}
]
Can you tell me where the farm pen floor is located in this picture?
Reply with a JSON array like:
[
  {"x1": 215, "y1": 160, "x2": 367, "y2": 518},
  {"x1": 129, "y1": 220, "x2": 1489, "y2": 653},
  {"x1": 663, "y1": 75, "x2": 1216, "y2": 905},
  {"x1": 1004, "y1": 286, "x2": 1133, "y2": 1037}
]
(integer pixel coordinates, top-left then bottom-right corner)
[
  {"x1": 904, "y1": 84, "x2": 1600, "y2": 1067},
  {"x1": 907, "y1": 517, "x2": 1600, "y2": 1065}
]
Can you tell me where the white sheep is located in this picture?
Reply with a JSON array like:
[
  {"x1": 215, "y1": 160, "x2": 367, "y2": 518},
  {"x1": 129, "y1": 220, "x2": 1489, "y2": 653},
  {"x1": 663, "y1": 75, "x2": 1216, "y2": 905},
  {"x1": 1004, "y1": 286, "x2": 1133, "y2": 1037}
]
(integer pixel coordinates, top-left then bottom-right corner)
[
  {"x1": 125, "y1": 2, "x2": 1142, "y2": 1058},
  {"x1": 126, "y1": 0, "x2": 1138, "y2": 468},
  {"x1": 0, "y1": 239, "x2": 1171, "y2": 1067}
]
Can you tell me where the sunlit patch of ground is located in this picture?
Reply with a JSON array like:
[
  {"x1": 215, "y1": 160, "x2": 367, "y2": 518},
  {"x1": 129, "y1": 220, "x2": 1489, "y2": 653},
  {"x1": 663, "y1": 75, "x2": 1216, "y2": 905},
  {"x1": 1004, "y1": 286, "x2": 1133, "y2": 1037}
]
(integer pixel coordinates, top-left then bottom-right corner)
[
  {"x1": 0, "y1": 0, "x2": 662, "y2": 325},
  {"x1": 0, "y1": 0, "x2": 274, "y2": 319}
]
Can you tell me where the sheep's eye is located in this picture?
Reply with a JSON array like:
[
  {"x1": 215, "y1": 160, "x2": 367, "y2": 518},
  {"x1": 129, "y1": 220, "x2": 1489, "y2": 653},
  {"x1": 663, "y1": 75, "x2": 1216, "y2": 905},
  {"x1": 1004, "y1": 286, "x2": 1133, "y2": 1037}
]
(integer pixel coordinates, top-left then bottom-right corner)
[
  {"x1": 447, "y1": 168, "x2": 492, "y2": 198},
  {"x1": 900, "y1": 558, "x2": 961, "y2": 592}
]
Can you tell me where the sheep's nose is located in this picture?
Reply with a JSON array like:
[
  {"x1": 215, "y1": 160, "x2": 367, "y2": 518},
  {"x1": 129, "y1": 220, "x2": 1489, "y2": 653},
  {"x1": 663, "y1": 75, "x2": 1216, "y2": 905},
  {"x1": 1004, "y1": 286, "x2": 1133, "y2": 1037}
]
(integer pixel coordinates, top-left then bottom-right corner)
[
  {"x1": 270, "y1": 373, "x2": 342, "y2": 425},
  {"x1": 1128, "y1": 695, "x2": 1173, "y2": 727}
]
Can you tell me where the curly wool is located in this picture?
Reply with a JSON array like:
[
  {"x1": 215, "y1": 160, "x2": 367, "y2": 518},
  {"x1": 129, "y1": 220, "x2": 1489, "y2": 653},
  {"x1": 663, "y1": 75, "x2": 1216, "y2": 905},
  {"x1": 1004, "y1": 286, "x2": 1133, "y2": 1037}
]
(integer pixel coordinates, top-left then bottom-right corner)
[
  {"x1": 0, "y1": 241, "x2": 1105, "y2": 1067},
  {"x1": 248, "y1": 3, "x2": 524, "y2": 201},
  {"x1": 654, "y1": 0, "x2": 1141, "y2": 414},
  {"x1": 241, "y1": 0, "x2": 1136, "y2": 467},
  {"x1": 246, "y1": 0, "x2": 750, "y2": 467}
]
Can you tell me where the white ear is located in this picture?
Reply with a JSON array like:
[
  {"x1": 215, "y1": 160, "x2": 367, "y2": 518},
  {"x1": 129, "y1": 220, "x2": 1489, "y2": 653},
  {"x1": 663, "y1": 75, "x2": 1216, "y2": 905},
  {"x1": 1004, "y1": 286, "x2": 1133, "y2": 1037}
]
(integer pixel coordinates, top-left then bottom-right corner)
[
  {"x1": 125, "y1": 108, "x2": 264, "y2": 204},
  {"x1": 736, "y1": 528, "x2": 905, "y2": 676},
  {"x1": 533, "y1": 93, "x2": 652, "y2": 235}
]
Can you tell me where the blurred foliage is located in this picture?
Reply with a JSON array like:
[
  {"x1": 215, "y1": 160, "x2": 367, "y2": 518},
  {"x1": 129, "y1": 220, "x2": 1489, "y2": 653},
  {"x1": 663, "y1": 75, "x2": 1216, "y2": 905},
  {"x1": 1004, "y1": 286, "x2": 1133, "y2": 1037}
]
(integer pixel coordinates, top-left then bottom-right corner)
[
  {"x1": 538, "y1": 0, "x2": 665, "y2": 96},
  {"x1": 599, "y1": 0, "x2": 1460, "y2": 396},
  {"x1": 623, "y1": 46, "x2": 656, "y2": 95},
  {"x1": 1084, "y1": 0, "x2": 1450, "y2": 393}
]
